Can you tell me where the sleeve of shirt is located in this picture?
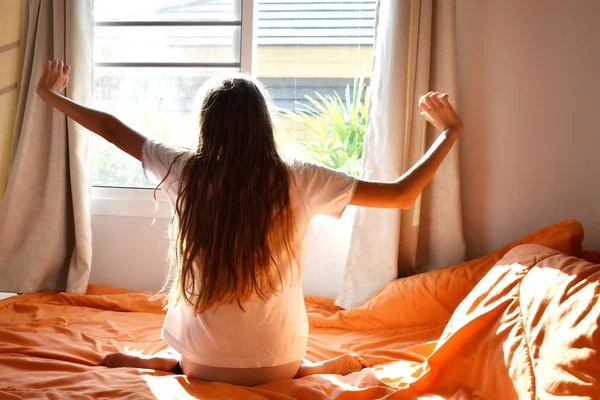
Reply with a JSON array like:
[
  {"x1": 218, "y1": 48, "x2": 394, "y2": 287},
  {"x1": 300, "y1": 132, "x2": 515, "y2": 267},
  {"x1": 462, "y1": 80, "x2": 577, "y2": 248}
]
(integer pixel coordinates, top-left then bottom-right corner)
[
  {"x1": 294, "y1": 161, "x2": 358, "y2": 219},
  {"x1": 141, "y1": 139, "x2": 191, "y2": 192}
]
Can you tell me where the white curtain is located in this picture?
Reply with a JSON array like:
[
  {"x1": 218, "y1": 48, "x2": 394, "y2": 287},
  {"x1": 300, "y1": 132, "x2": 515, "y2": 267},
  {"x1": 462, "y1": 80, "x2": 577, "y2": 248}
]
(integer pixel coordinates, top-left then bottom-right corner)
[
  {"x1": 336, "y1": 0, "x2": 465, "y2": 309},
  {"x1": 0, "y1": 0, "x2": 93, "y2": 293},
  {"x1": 0, "y1": 0, "x2": 22, "y2": 205}
]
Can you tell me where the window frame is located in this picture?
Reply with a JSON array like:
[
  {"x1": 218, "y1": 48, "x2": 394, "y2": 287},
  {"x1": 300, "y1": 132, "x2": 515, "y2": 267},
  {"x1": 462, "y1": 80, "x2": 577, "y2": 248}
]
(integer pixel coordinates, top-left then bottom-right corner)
[
  {"x1": 91, "y1": 0, "x2": 373, "y2": 217},
  {"x1": 92, "y1": 0, "x2": 255, "y2": 217}
]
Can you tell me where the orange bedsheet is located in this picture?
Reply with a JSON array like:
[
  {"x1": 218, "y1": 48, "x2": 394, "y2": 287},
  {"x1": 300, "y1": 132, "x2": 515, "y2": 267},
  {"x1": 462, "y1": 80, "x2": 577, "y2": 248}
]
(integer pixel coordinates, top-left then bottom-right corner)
[{"x1": 0, "y1": 220, "x2": 593, "y2": 399}]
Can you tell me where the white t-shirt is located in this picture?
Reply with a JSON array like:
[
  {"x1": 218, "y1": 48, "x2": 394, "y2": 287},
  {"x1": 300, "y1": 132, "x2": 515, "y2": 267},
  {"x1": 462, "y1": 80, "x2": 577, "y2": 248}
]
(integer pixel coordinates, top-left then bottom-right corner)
[{"x1": 141, "y1": 139, "x2": 358, "y2": 368}]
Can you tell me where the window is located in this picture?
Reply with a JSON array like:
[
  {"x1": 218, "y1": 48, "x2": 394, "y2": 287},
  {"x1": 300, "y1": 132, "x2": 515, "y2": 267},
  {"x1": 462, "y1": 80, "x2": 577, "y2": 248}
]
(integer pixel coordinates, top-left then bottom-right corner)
[{"x1": 92, "y1": 0, "x2": 375, "y2": 189}]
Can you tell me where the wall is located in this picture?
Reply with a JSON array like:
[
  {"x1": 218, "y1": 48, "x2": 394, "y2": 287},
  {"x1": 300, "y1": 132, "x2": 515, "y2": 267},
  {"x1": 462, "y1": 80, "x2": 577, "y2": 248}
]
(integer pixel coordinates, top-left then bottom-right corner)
[
  {"x1": 457, "y1": 0, "x2": 600, "y2": 258},
  {"x1": 0, "y1": 0, "x2": 22, "y2": 204}
]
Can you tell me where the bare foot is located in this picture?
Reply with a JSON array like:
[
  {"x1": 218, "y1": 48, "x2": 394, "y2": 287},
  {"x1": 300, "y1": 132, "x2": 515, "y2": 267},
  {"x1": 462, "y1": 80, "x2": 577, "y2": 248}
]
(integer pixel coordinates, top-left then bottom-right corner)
[
  {"x1": 295, "y1": 354, "x2": 370, "y2": 378},
  {"x1": 98, "y1": 352, "x2": 179, "y2": 372}
]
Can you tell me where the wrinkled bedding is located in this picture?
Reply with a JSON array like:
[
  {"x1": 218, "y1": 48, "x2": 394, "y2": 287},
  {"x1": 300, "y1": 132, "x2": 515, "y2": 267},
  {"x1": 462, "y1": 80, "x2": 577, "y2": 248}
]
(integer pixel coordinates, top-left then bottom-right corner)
[{"x1": 1, "y1": 220, "x2": 598, "y2": 399}]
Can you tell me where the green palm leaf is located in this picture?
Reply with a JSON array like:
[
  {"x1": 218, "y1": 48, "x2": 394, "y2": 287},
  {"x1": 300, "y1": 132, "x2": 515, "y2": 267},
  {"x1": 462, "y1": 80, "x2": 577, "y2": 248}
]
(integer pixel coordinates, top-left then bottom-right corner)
[{"x1": 281, "y1": 77, "x2": 370, "y2": 176}]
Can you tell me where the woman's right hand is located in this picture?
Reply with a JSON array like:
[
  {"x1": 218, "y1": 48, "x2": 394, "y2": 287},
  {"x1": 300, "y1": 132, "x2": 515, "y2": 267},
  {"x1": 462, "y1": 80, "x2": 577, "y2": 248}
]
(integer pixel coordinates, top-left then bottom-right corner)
[
  {"x1": 419, "y1": 92, "x2": 463, "y2": 132},
  {"x1": 36, "y1": 60, "x2": 70, "y2": 100}
]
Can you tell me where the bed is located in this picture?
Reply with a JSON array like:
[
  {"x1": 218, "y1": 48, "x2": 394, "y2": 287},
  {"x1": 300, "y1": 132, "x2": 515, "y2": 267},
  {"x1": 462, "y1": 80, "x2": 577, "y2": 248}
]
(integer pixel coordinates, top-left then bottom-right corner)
[{"x1": 1, "y1": 220, "x2": 599, "y2": 399}]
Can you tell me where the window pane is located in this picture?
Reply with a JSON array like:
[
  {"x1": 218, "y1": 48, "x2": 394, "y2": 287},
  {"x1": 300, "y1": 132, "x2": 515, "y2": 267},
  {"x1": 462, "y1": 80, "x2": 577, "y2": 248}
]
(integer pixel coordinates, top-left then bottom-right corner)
[
  {"x1": 92, "y1": 67, "x2": 237, "y2": 187},
  {"x1": 257, "y1": 1, "x2": 376, "y2": 176},
  {"x1": 91, "y1": 1, "x2": 376, "y2": 187},
  {"x1": 95, "y1": 26, "x2": 241, "y2": 64},
  {"x1": 95, "y1": 0, "x2": 242, "y2": 22}
]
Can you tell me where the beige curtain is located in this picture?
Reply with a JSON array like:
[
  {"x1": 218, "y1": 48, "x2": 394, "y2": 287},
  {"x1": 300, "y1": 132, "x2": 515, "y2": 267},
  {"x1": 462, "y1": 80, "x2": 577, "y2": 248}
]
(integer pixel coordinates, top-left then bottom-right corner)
[
  {"x1": 0, "y1": 0, "x2": 23, "y2": 204},
  {"x1": 0, "y1": 0, "x2": 93, "y2": 293},
  {"x1": 336, "y1": 0, "x2": 465, "y2": 309}
]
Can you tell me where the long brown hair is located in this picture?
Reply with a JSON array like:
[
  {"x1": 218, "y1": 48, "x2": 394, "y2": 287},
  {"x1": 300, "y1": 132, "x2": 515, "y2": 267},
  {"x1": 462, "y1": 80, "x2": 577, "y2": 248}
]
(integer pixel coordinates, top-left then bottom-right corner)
[{"x1": 158, "y1": 74, "x2": 297, "y2": 314}]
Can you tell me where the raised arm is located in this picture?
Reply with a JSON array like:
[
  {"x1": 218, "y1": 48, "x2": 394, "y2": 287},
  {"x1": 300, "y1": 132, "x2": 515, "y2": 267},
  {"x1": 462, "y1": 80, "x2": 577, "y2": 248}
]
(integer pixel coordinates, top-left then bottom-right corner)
[
  {"x1": 36, "y1": 59, "x2": 146, "y2": 161},
  {"x1": 350, "y1": 92, "x2": 462, "y2": 209}
]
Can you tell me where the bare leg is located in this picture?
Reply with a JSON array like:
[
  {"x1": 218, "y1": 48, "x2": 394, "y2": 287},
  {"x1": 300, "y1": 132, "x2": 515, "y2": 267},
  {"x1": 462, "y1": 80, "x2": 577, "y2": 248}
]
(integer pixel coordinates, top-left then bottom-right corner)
[
  {"x1": 98, "y1": 348, "x2": 180, "y2": 372},
  {"x1": 99, "y1": 350, "x2": 369, "y2": 379},
  {"x1": 294, "y1": 354, "x2": 370, "y2": 378}
]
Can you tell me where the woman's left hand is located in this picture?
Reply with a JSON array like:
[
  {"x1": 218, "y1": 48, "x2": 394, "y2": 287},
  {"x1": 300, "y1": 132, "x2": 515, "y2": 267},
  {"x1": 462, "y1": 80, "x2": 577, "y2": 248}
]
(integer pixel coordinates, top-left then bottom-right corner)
[
  {"x1": 419, "y1": 92, "x2": 463, "y2": 132},
  {"x1": 36, "y1": 59, "x2": 70, "y2": 99}
]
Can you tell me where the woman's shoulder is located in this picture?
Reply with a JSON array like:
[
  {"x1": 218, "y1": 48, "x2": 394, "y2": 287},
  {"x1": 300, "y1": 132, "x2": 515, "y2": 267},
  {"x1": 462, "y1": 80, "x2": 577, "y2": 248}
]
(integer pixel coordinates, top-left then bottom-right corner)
[
  {"x1": 287, "y1": 158, "x2": 350, "y2": 179},
  {"x1": 144, "y1": 139, "x2": 196, "y2": 166},
  {"x1": 141, "y1": 139, "x2": 196, "y2": 184},
  {"x1": 286, "y1": 158, "x2": 327, "y2": 174},
  {"x1": 144, "y1": 139, "x2": 195, "y2": 157},
  {"x1": 286, "y1": 159, "x2": 354, "y2": 194}
]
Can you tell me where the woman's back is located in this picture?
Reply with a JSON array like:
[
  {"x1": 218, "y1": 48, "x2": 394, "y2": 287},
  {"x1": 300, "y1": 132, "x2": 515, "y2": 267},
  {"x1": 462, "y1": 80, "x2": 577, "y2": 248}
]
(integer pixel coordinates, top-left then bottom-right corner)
[{"x1": 142, "y1": 140, "x2": 357, "y2": 374}]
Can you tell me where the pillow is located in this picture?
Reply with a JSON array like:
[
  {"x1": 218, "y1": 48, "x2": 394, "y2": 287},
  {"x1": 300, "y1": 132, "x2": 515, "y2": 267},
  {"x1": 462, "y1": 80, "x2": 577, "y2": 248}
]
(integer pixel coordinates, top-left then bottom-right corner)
[
  {"x1": 322, "y1": 220, "x2": 584, "y2": 331},
  {"x1": 411, "y1": 243, "x2": 600, "y2": 398}
]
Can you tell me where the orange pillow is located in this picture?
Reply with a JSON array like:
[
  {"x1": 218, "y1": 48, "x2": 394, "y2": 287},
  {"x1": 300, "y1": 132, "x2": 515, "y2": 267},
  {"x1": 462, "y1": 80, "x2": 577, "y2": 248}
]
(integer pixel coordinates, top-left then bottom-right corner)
[
  {"x1": 349, "y1": 220, "x2": 584, "y2": 330},
  {"x1": 412, "y1": 244, "x2": 600, "y2": 398}
]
